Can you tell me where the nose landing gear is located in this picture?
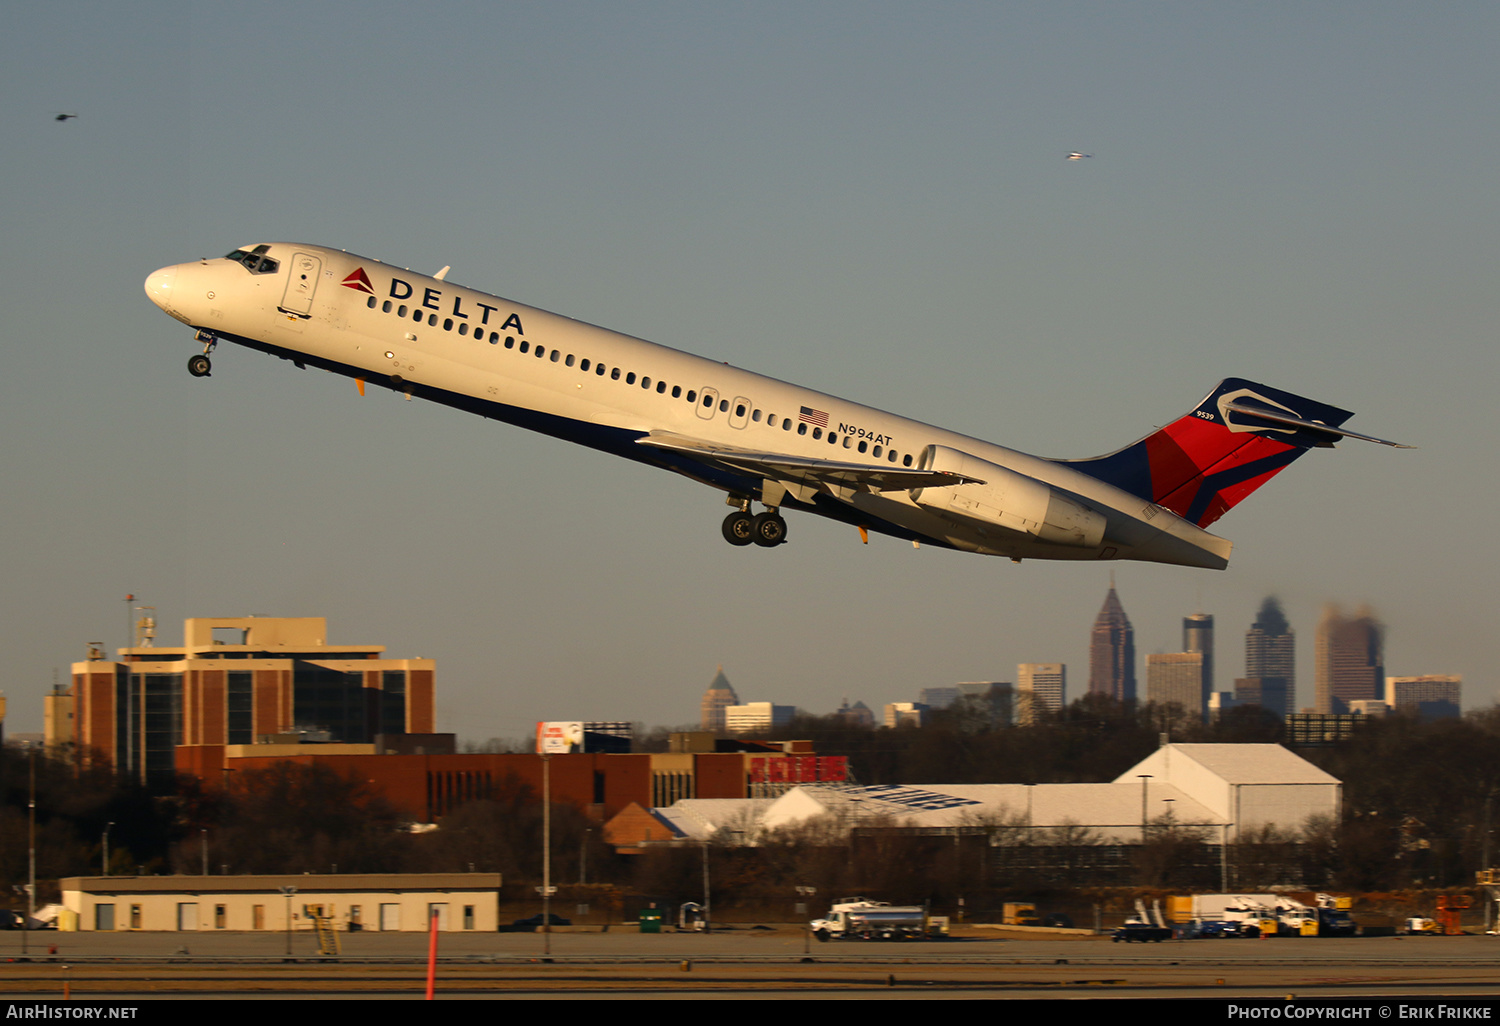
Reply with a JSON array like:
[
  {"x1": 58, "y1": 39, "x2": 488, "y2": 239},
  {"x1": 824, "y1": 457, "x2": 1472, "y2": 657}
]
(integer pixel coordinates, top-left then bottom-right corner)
[{"x1": 188, "y1": 331, "x2": 218, "y2": 377}]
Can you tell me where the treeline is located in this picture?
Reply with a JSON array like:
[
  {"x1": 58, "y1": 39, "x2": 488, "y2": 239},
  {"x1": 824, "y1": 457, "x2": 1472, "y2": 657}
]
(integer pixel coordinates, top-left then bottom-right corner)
[
  {"x1": 3, "y1": 700, "x2": 1497, "y2": 907},
  {"x1": 749, "y1": 692, "x2": 1286, "y2": 784}
]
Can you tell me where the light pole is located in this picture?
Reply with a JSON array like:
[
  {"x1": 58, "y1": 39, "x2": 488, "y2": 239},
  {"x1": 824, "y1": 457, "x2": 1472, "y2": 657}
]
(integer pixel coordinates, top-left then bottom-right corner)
[
  {"x1": 24, "y1": 749, "x2": 35, "y2": 954},
  {"x1": 541, "y1": 754, "x2": 552, "y2": 957},
  {"x1": 101, "y1": 822, "x2": 113, "y2": 877},
  {"x1": 1137, "y1": 774, "x2": 1153, "y2": 844},
  {"x1": 797, "y1": 886, "x2": 817, "y2": 954},
  {"x1": 280, "y1": 886, "x2": 297, "y2": 955}
]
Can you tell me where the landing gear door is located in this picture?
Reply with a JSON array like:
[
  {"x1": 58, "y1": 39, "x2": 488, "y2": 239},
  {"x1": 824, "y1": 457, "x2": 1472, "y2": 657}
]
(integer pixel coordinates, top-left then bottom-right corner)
[{"x1": 279, "y1": 252, "x2": 322, "y2": 317}]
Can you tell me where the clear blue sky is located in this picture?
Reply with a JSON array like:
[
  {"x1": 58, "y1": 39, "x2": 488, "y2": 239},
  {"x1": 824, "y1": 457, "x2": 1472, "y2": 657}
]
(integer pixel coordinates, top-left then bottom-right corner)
[{"x1": 2, "y1": 2, "x2": 1493, "y2": 743}]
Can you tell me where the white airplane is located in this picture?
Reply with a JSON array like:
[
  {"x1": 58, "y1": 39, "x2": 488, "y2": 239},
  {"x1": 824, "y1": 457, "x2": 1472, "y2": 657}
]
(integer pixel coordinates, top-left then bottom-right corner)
[{"x1": 144, "y1": 244, "x2": 1407, "y2": 569}]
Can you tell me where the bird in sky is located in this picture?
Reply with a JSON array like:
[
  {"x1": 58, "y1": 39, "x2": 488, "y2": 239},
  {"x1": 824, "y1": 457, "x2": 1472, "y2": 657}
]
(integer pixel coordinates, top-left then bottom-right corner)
[
  {"x1": 54, "y1": 113, "x2": 78, "y2": 122},
  {"x1": 1066, "y1": 152, "x2": 1091, "y2": 160}
]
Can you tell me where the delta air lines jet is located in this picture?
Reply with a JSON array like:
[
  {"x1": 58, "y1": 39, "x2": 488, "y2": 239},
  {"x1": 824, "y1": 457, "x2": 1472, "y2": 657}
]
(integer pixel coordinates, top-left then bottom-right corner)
[{"x1": 144, "y1": 244, "x2": 1406, "y2": 569}]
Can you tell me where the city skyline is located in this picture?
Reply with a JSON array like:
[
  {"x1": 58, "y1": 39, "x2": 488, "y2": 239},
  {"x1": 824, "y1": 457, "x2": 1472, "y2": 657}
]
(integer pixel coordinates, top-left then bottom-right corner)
[{"x1": 3, "y1": 4, "x2": 1492, "y2": 743}]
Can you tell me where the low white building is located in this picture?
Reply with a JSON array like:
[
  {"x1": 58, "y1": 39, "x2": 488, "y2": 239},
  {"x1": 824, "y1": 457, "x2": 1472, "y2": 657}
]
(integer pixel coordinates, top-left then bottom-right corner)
[
  {"x1": 60, "y1": 873, "x2": 502, "y2": 932},
  {"x1": 642, "y1": 744, "x2": 1339, "y2": 845}
]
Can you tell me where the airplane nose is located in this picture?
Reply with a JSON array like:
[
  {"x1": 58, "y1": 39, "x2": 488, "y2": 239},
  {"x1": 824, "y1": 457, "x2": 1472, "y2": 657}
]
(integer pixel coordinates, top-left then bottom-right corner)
[{"x1": 144, "y1": 265, "x2": 176, "y2": 311}]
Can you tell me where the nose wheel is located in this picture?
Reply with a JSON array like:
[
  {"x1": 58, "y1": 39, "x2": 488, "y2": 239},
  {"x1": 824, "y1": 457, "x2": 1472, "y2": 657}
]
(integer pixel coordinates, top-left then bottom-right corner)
[{"x1": 188, "y1": 330, "x2": 218, "y2": 378}]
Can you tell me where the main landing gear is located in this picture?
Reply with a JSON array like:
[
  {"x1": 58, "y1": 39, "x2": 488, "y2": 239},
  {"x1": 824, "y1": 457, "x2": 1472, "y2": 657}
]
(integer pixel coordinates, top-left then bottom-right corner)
[
  {"x1": 188, "y1": 331, "x2": 218, "y2": 377},
  {"x1": 722, "y1": 498, "x2": 788, "y2": 548}
]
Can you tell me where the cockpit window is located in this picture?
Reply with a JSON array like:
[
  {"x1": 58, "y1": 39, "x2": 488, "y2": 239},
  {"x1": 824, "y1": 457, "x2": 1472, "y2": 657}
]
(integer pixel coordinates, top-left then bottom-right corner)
[{"x1": 224, "y1": 246, "x2": 280, "y2": 275}]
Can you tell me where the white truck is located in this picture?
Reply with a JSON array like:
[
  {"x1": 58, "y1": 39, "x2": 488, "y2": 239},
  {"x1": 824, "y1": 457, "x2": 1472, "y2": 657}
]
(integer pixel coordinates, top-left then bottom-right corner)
[{"x1": 811, "y1": 898, "x2": 932, "y2": 941}]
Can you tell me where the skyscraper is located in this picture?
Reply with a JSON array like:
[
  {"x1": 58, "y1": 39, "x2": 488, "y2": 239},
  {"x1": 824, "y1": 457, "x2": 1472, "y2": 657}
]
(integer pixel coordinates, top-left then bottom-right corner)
[
  {"x1": 1183, "y1": 613, "x2": 1214, "y2": 695},
  {"x1": 1315, "y1": 605, "x2": 1384, "y2": 715},
  {"x1": 1146, "y1": 652, "x2": 1206, "y2": 721},
  {"x1": 700, "y1": 666, "x2": 739, "y2": 732},
  {"x1": 1089, "y1": 583, "x2": 1136, "y2": 702},
  {"x1": 1017, "y1": 663, "x2": 1066, "y2": 725},
  {"x1": 1244, "y1": 596, "x2": 1296, "y2": 719}
]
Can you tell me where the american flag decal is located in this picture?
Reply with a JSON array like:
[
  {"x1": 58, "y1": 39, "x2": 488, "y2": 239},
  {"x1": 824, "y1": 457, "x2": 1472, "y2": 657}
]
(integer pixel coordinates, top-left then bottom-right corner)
[{"x1": 799, "y1": 406, "x2": 829, "y2": 428}]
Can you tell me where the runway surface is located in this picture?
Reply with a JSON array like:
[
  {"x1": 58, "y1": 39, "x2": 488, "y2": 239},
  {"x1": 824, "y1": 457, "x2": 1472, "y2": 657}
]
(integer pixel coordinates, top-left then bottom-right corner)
[{"x1": 0, "y1": 927, "x2": 1496, "y2": 1000}]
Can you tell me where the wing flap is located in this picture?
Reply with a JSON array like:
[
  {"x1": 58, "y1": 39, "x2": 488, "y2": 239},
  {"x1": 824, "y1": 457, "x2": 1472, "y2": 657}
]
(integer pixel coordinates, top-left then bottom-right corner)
[{"x1": 635, "y1": 431, "x2": 982, "y2": 497}]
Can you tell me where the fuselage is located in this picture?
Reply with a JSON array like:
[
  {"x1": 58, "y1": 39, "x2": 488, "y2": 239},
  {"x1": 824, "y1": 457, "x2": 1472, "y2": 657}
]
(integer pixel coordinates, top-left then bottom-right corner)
[{"x1": 144, "y1": 243, "x2": 1233, "y2": 568}]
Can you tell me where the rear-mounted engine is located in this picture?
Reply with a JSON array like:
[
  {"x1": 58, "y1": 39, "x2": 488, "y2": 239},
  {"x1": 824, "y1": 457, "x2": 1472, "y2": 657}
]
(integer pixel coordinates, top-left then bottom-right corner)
[{"x1": 910, "y1": 445, "x2": 1106, "y2": 548}]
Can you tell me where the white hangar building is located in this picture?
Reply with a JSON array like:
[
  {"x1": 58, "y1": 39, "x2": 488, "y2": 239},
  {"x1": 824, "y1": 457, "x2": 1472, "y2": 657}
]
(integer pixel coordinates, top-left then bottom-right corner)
[{"x1": 637, "y1": 744, "x2": 1338, "y2": 844}]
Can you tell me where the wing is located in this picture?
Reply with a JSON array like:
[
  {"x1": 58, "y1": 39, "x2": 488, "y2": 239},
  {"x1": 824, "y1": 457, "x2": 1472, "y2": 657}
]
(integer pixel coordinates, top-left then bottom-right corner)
[{"x1": 636, "y1": 430, "x2": 982, "y2": 504}]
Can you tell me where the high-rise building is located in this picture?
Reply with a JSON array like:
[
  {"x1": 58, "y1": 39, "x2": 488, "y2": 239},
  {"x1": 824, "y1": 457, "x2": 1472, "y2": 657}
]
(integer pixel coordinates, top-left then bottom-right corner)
[
  {"x1": 956, "y1": 682, "x2": 1015, "y2": 727},
  {"x1": 1017, "y1": 663, "x2": 1066, "y2": 724},
  {"x1": 1183, "y1": 613, "x2": 1214, "y2": 696},
  {"x1": 1146, "y1": 652, "x2": 1206, "y2": 721},
  {"x1": 1234, "y1": 676, "x2": 1290, "y2": 721},
  {"x1": 1315, "y1": 605, "x2": 1384, "y2": 714},
  {"x1": 1386, "y1": 675, "x2": 1461, "y2": 720},
  {"x1": 835, "y1": 698, "x2": 875, "y2": 729},
  {"x1": 884, "y1": 702, "x2": 929, "y2": 728},
  {"x1": 700, "y1": 666, "x2": 739, "y2": 732},
  {"x1": 724, "y1": 702, "x2": 795, "y2": 735},
  {"x1": 1089, "y1": 584, "x2": 1136, "y2": 702},
  {"x1": 917, "y1": 687, "x2": 961, "y2": 709},
  {"x1": 69, "y1": 617, "x2": 435, "y2": 787},
  {"x1": 1245, "y1": 597, "x2": 1295, "y2": 717}
]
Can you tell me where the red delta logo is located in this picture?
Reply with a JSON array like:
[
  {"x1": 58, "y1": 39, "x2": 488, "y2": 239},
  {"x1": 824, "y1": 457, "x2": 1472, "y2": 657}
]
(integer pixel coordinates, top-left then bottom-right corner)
[{"x1": 340, "y1": 267, "x2": 376, "y2": 295}]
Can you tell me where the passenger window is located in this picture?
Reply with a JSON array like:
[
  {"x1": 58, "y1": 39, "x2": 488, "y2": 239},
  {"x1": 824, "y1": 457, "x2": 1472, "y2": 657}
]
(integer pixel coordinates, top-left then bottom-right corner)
[
  {"x1": 798, "y1": 423, "x2": 807, "y2": 435},
  {"x1": 642, "y1": 377, "x2": 651, "y2": 389},
  {"x1": 812, "y1": 428, "x2": 822, "y2": 440},
  {"x1": 413, "y1": 309, "x2": 422, "y2": 321},
  {"x1": 383, "y1": 301, "x2": 393, "y2": 313},
  {"x1": 857, "y1": 440, "x2": 866, "y2": 453},
  {"x1": 671, "y1": 385, "x2": 681, "y2": 398},
  {"x1": 519, "y1": 341, "x2": 529, "y2": 353},
  {"x1": 752, "y1": 410, "x2": 761, "y2": 422},
  {"x1": 657, "y1": 381, "x2": 667, "y2": 393},
  {"x1": 903, "y1": 454, "x2": 913, "y2": 467},
  {"x1": 398, "y1": 305, "x2": 407, "y2": 317},
  {"x1": 566, "y1": 354, "x2": 575, "y2": 367},
  {"x1": 459, "y1": 323, "x2": 469, "y2": 336},
  {"x1": 719, "y1": 400, "x2": 729, "y2": 413},
  {"x1": 443, "y1": 318, "x2": 453, "y2": 331},
  {"x1": 872, "y1": 445, "x2": 882, "y2": 458},
  {"x1": 535, "y1": 346, "x2": 545, "y2": 358},
  {"x1": 427, "y1": 314, "x2": 437, "y2": 326},
  {"x1": 367, "y1": 296, "x2": 377, "y2": 309},
  {"x1": 626, "y1": 372, "x2": 636, "y2": 384},
  {"x1": 612, "y1": 368, "x2": 621, "y2": 380}
]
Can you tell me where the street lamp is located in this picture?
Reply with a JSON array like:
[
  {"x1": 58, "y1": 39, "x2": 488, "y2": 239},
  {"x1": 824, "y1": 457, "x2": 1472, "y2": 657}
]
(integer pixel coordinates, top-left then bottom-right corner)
[
  {"x1": 279, "y1": 886, "x2": 297, "y2": 956},
  {"x1": 1137, "y1": 775, "x2": 1153, "y2": 844}
]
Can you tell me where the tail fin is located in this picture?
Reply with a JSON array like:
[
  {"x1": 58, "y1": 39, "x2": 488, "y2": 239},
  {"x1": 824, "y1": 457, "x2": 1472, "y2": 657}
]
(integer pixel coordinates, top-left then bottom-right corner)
[{"x1": 1067, "y1": 378, "x2": 1365, "y2": 528}]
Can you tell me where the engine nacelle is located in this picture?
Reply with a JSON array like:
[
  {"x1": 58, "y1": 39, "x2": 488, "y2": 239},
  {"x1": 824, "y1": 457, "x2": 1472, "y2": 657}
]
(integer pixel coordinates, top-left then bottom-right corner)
[{"x1": 910, "y1": 445, "x2": 1106, "y2": 549}]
